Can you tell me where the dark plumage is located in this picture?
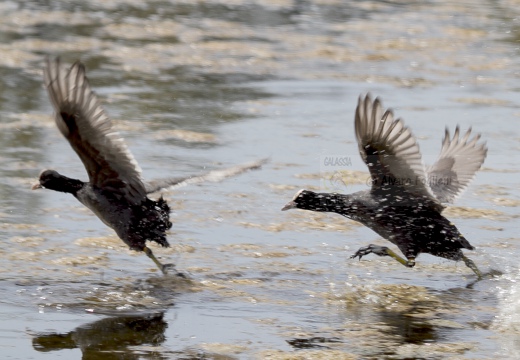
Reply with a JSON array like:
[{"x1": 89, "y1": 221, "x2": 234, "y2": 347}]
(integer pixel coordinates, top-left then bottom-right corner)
[
  {"x1": 35, "y1": 59, "x2": 267, "y2": 274},
  {"x1": 33, "y1": 58, "x2": 175, "y2": 274},
  {"x1": 282, "y1": 94, "x2": 487, "y2": 278}
]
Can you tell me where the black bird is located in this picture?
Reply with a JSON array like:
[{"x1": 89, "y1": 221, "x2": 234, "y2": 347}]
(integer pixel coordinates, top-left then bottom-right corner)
[
  {"x1": 33, "y1": 58, "x2": 265, "y2": 274},
  {"x1": 282, "y1": 94, "x2": 487, "y2": 278}
]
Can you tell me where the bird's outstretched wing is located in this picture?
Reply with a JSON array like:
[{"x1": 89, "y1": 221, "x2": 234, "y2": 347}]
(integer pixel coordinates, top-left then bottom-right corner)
[
  {"x1": 355, "y1": 94, "x2": 441, "y2": 208},
  {"x1": 44, "y1": 57, "x2": 146, "y2": 204},
  {"x1": 427, "y1": 127, "x2": 487, "y2": 203},
  {"x1": 145, "y1": 158, "x2": 268, "y2": 193}
]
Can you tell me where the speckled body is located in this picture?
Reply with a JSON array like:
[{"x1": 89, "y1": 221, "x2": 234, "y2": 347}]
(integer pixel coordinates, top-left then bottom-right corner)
[
  {"x1": 283, "y1": 94, "x2": 486, "y2": 274},
  {"x1": 36, "y1": 169, "x2": 172, "y2": 252},
  {"x1": 75, "y1": 185, "x2": 172, "y2": 251},
  {"x1": 291, "y1": 189, "x2": 473, "y2": 261},
  {"x1": 334, "y1": 191, "x2": 472, "y2": 261}
]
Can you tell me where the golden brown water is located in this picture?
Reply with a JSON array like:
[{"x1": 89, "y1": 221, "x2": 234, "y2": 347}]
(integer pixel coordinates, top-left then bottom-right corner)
[{"x1": 1, "y1": 0, "x2": 520, "y2": 359}]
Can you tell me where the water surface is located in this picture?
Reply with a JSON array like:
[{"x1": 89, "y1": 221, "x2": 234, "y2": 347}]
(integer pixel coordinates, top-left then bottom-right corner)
[{"x1": 1, "y1": 0, "x2": 520, "y2": 359}]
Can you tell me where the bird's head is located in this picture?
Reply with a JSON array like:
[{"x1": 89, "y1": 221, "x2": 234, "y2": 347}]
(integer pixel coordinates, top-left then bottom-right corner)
[
  {"x1": 31, "y1": 169, "x2": 82, "y2": 194},
  {"x1": 281, "y1": 189, "x2": 322, "y2": 211},
  {"x1": 32, "y1": 169, "x2": 61, "y2": 190}
]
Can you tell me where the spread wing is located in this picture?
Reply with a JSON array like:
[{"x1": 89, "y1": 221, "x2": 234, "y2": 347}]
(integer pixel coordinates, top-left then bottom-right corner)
[
  {"x1": 355, "y1": 94, "x2": 441, "y2": 209},
  {"x1": 44, "y1": 57, "x2": 146, "y2": 204},
  {"x1": 427, "y1": 127, "x2": 487, "y2": 203},
  {"x1": 145, "y1": 158, "x2": 268, "y2": 193}
]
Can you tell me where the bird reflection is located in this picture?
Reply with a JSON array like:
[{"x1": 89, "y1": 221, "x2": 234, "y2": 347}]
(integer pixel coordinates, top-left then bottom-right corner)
[
  {"x1": 377, "y1": 310, "x2": 437, "y2": 344},
  {"x1": 32, "y1": 312, "x2": 167, "y2": 360}
]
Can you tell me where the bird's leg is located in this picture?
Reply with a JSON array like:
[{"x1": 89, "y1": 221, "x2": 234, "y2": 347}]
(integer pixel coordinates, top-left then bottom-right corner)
[
  {"x1": 462, "y1": 255, "x2": 482, "y2": 279},
  {"x1": 143, "y1": 246, "x2": 176, "y2": 275},
  {"x1": 351, "y1": 244, "x2": 416, "y2": 268}
]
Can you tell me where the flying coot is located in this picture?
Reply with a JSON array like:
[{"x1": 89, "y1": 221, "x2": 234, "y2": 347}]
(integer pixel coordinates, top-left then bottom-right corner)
[
  {"x1": 33, "y1": 58, "x2": 264, "y2": 275},
  {"x1": 282, "y1": 94, "x2": 487, "y2": 278}
]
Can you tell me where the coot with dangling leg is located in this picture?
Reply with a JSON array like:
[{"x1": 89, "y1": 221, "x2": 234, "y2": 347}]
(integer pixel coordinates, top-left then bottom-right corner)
[
  {"x1": 33, "y1": 58, "x2": 265, "y2": 275},
  {"x1": 282, "y1": 94, "x2": 487, "y2": 279}
]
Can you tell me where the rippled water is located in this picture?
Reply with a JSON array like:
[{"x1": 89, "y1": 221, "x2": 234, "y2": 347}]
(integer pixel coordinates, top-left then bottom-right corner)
[{"x1": 1, "y1": 0, "x2": 520, "y2": 359}]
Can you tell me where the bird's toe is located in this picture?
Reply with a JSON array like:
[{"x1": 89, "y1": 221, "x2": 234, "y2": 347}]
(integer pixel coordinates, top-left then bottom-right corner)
[
  {"x1": 161, "y1": 263, "x2": 188, "y2": 278},
  {"x1": 350, "y1": 244, "x2": 391, "y2": 260}
]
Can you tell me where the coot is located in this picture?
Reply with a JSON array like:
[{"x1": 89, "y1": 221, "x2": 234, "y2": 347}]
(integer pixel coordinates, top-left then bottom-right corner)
[
  {"x1": 282, "y1": 94, "x2": 487, "y2": 278},
  {"x1": 33, "y1": 58, "x2": 264, "y2": 274}
]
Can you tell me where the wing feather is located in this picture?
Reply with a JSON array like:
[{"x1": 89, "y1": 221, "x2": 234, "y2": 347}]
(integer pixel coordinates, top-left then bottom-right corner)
[
  {"x1": 355, "y1": 94, "x2": 441, "y2": 209},
  {"x1": 43, "y1": 57, "x2": 146, "y2": 204},
  {"x1": 145, "y1": 158, "x2": 268, "y2": 193},
  {"x1": 427, "y1": 126, "x2": 487, "y2": 203}
]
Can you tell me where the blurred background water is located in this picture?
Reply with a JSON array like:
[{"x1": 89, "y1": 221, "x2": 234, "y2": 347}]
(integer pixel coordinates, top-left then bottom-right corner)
[{"x1": 1, "y1": 0, "x2": 520, "y2": 359}]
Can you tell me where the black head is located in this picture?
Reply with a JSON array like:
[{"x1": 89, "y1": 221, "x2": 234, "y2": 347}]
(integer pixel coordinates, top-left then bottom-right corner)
[
  {"x1": 32, "y1": 169, "x2": 83, "y2": 194},
  {"x1": 282, "y1": 189, "x2": 328, "y2": 212}
]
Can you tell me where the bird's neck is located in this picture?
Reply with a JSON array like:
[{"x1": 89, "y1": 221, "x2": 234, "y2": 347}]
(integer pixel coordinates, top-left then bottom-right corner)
[
  {"x1": 305, "y1": 192, "x2": 355, "y2": 216},
  {"x1": 49, "y1": 176, "x2": 84, "y2": 195}
]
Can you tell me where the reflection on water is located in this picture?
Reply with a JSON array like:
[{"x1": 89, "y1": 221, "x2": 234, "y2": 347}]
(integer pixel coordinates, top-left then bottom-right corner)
[
  {"x1": 32, "y1": 312, "x2": 167, "y2": 359},
  {"x1": 0, "y1": 0, "x2": 519, "y2": 359}
]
